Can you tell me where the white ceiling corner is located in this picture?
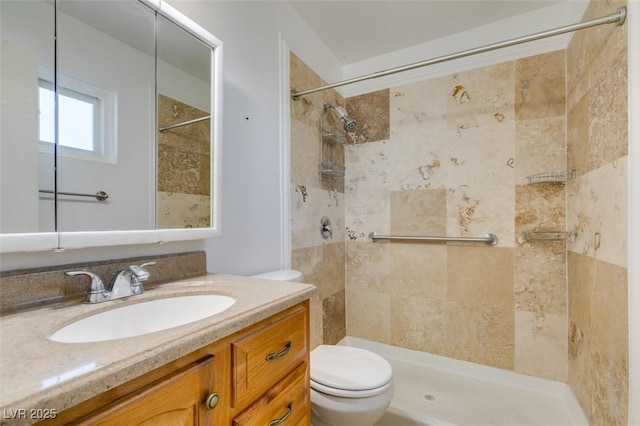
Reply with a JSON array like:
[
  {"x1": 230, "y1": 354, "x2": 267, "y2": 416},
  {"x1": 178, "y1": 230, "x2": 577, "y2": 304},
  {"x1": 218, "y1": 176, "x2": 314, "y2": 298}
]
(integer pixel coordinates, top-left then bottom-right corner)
[{"x1": 288, "y1": 0, "x2": 566, "y2": 65}]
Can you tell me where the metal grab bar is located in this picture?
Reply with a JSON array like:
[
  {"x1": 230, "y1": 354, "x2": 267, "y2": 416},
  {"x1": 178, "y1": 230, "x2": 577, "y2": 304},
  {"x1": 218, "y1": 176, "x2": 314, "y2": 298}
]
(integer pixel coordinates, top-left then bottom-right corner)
[
  {"x1": 39, "y1": 190, "x2": 109, "y2": 201},
  {"x1": 158, "y1": 115, "x2": 210, "y2": 132},
  {"x1": 369, "y1": 232, "x2": 498, "y2": 246}
]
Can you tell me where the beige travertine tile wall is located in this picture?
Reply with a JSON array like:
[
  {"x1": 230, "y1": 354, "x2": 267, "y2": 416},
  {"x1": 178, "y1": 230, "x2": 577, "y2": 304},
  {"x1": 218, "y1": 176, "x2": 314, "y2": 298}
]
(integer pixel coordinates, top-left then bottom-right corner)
[
  {"x1": 344, "y1": 51, "x2": 569, "y2": 378},
  {"x1": 288, "y1": 4, "x2": 628, "y2": 417},
  {"x1": 290, "y1": 52, "x2": 346, "y2": 348},
  {"x1": 566, "y1": 0, "x2": 628, "y2": 424},
  {"x1": 157, "y1": 94, "x2": 211, "y2": 228}
]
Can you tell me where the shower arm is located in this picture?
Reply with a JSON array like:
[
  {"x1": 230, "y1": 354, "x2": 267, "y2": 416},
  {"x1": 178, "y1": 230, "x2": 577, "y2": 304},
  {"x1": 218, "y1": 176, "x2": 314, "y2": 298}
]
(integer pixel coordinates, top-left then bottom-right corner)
[{"x1": 291, "y1": 7, "x2": 627, "y2": 99}]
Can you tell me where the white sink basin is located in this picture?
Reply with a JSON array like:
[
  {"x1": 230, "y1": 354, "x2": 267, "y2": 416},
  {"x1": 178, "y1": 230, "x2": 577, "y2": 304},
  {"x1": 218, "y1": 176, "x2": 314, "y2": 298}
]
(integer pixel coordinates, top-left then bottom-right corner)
[{"x1": 49, "y1": 294, "x2": 236, "y2": 343}]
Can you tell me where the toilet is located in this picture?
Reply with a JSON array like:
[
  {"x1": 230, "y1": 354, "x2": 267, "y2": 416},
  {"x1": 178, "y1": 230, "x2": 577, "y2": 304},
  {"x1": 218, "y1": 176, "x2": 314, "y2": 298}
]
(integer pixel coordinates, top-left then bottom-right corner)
[
  {"x1": 251, "y1": 270, "x2": 395, "y2": 426},
  {"x1": 309, "y1": 344, "x2": 394, "y2": 426}
]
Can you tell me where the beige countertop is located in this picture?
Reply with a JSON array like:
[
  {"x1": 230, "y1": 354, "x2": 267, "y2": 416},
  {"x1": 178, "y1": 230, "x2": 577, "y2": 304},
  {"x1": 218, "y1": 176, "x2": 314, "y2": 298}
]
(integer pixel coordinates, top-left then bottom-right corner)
[{"x1": 0, "y1": 274, "x2": 316, "y2": 424}]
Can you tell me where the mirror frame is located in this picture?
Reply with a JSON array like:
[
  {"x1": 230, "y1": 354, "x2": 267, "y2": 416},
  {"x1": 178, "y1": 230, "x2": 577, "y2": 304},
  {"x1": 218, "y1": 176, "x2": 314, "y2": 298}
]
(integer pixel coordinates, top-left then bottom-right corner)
[{"x1": 0, "y1": 0, "x2": 223, "y2": 253}]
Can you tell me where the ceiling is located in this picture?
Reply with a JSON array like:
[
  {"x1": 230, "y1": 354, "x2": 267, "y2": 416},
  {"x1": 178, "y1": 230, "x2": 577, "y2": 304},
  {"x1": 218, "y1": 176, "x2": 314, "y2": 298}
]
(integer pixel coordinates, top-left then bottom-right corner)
[
  {"x1": 58, "y1": 1, "x2": 211, "y2": 81},
  {"x1": 288, "y1": 1, "x2": 564, "y2": 64}
]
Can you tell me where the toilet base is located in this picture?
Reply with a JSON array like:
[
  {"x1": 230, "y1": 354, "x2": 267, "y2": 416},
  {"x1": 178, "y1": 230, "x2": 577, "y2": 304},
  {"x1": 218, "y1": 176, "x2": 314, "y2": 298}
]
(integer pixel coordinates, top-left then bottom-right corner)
[
  {"x1": 310, "y1": 410, "x2": 332, "y2": 426},
  {"x1": 309, "y1": 383, "x2": 394, "y2": 426},
  {"x1": 311, "y1": 406, "x2": 384, "y2": 426}
]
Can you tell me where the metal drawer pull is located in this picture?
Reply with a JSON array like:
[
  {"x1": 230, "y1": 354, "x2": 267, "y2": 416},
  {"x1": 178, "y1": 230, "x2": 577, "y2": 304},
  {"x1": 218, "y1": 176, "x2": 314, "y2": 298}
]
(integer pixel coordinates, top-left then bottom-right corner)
[
  {"x1": 268, "y1": 402, "x2": 293, "y2": 426},
  {"x1": 266, "y1": 341, "x2": 292, "y2": 361},
  {"x1": 205, "y1": 393, "x2": 220, "y2": 410}
]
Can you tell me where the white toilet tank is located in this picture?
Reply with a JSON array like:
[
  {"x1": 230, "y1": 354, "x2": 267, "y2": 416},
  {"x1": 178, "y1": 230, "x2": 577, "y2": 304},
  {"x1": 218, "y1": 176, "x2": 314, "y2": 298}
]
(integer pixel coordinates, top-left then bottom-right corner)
[{"x1": 251, "y1": 269, "x2": 302, "y2": 282}]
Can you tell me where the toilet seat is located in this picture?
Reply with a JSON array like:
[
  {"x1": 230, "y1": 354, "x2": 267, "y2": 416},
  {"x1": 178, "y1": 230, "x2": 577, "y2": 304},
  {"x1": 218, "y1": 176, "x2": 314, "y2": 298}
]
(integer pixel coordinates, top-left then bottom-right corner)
[
  {"x1": 311, "y1": 377, "x2": 393, "y2": 398},
  {"x1": 310, "y1": 345, "x2": 393, "y2": 398}
]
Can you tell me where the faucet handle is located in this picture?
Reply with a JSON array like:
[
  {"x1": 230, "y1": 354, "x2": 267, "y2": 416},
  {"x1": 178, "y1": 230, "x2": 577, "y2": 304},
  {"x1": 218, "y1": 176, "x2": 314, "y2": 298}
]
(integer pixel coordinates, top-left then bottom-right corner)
[
  {"x1": 65, "y1": 270, "x2": 108, "y2": 303},
  {"x1": 65, "y1": 270, "x2": 105, "y2": 292},
  {"x1": 130, "y1": 261, "x2": 156, "y2": 282},
  {"x1": 126, "y1": 261, "x2": 156, "y2": 296}
]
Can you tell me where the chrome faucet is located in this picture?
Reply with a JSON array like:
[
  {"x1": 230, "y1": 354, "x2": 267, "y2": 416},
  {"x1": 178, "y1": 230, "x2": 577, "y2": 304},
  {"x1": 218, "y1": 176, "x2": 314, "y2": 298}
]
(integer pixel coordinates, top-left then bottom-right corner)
[{"x1": 66, "y1": 261, "x2": 156, "y2": 304}]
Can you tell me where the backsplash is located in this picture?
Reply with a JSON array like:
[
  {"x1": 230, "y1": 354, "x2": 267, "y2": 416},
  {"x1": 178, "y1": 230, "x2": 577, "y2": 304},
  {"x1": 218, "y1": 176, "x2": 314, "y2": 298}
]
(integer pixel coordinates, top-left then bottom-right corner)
[{"x1": 0, "y1": 251, "x2": 207, "y2": 314}]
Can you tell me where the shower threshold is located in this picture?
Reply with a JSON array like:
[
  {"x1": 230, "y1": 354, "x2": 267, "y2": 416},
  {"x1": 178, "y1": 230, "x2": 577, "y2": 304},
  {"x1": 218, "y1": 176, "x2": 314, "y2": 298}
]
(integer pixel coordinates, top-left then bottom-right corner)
[{"x1": 339, "y1": 337, "x2": 588, "y2": 426}]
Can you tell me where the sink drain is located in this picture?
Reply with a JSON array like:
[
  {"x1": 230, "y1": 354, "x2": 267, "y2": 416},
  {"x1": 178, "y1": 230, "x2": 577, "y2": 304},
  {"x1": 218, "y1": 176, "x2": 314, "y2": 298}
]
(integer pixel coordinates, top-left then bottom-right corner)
[{"x1": 423, "y1": 393, "x2": 437, "y2": 402}]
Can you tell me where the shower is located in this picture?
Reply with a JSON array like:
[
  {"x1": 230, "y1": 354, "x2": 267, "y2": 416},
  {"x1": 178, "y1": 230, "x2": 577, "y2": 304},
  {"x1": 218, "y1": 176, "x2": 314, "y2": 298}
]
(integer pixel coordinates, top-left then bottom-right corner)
[{"x1": 324, "y1": 103, "x2": 357, "y2": 131}]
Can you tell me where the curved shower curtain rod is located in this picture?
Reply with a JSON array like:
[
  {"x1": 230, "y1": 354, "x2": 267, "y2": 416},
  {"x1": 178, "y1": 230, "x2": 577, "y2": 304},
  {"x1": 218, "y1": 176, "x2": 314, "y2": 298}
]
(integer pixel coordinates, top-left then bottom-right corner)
[{"x1": 291, "y1": 7, "x2": 627, "y2": 99}]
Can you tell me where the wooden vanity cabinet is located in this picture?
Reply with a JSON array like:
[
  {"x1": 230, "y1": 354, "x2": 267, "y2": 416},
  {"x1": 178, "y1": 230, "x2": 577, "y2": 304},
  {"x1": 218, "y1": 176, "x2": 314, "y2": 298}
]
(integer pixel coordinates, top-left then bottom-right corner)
[
  {"x1": 41, "y1": 301, "x2": 310, "y2": 426},
  {"x1": 74, "y1": 357, "x2": 215, "y2": 426}
]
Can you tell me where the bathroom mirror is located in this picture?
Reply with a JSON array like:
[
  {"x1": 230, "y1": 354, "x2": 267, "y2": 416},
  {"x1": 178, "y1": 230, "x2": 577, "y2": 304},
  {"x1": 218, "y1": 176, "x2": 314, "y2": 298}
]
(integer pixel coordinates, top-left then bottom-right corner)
[{"x1": 0, "y1": 0, "x2": 223, "y2": 252}]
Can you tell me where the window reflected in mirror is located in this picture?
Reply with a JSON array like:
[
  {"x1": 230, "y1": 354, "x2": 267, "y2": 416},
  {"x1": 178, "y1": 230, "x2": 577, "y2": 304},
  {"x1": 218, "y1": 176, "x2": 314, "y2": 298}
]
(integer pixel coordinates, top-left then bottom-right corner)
[{"x1": 55, "y1": 0, "x2": 155, "y2": 232}]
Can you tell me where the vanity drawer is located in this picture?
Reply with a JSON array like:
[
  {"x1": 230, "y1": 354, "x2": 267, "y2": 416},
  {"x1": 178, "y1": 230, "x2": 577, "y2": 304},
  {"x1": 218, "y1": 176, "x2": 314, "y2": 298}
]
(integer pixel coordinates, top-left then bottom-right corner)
[
  {"x1": 232, "y1": 362, "x2": 309, "y2": 426},
  {"x1": 232, "y1": 306, "x2": 307, "y2": 407}
]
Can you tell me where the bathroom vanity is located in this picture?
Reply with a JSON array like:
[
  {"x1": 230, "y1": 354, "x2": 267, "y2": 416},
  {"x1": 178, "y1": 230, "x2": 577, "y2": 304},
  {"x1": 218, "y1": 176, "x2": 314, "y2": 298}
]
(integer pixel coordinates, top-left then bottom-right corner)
[
  {"x1": 51, "y1": 301, "x2": 309, "y2": 425},
  {"x1": 0, "y1": 272, "x2": 315, "y2": 426}
]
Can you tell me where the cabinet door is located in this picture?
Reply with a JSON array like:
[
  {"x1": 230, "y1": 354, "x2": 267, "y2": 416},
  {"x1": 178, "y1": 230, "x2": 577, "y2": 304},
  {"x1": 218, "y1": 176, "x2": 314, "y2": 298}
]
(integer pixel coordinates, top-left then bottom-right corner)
[
  {"x1": 75, "y1": 356, "x2": 215, "y2": 426},
  {"x1": 232, "y1": 362, "x2": 309, "y2": 426}
]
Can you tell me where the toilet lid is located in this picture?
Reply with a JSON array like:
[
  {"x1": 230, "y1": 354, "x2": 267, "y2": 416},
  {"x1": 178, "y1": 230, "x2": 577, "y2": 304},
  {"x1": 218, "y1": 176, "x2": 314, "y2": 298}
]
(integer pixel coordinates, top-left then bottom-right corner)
[{"x1": 310, "y1": 345, "x2": 392, "y2": 391}]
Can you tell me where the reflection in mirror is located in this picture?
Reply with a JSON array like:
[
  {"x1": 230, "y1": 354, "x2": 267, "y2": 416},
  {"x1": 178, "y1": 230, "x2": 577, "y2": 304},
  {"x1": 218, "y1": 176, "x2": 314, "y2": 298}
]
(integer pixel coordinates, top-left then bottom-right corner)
[
  {"x1": 55, "y1": 0, "x2": 156, "y2": 232},
  {"x1": 0, "y1": 0, "x2": 55, "y2": 233},
  {"x1": 0, "y1": 0, "x2": 222, "y2": 252},
  {"x1": 156, "y1": 14, "x2": 213, "y2": 229}
]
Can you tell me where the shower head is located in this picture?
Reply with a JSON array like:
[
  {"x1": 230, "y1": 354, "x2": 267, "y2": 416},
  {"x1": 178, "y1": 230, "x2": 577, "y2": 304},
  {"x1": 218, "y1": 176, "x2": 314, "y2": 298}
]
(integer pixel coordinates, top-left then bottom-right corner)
[
  {"x1": 335, "y1": 106, "x2": 357, "y2": 131},
  {"x1": 343, "y1": 118, "x2": 357, "y2": 131},
  {"x1": 324, "y1": 103, "x2": 357, "y2": 131}
]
